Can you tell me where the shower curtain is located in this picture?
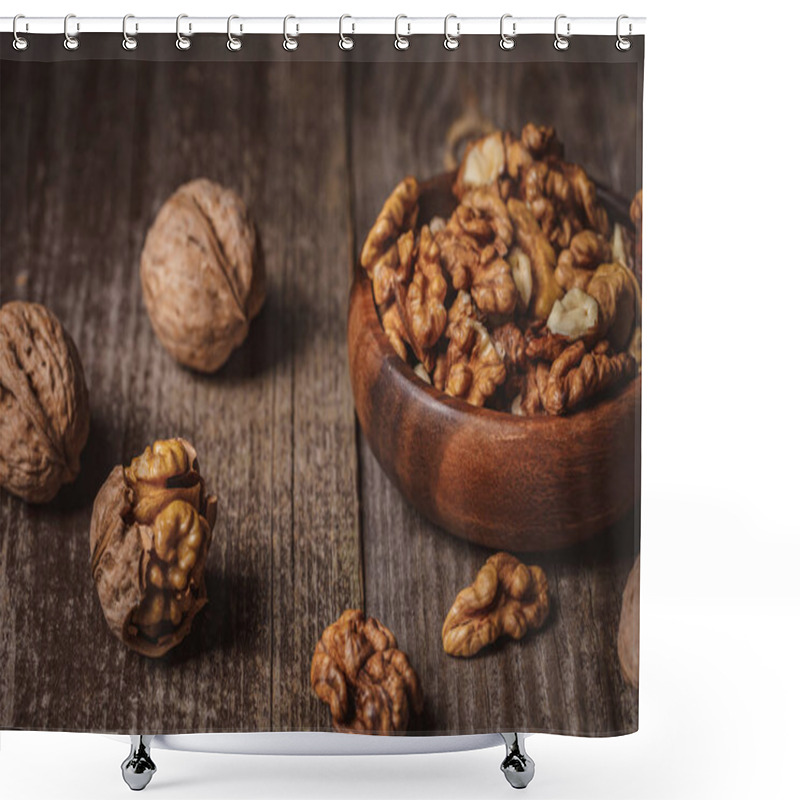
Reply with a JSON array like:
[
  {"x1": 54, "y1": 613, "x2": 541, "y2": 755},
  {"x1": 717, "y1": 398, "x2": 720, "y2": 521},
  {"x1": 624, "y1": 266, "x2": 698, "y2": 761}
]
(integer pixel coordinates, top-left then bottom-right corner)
[{"x1": 0, "y1": 29, "x2": 643, "y2": 737}]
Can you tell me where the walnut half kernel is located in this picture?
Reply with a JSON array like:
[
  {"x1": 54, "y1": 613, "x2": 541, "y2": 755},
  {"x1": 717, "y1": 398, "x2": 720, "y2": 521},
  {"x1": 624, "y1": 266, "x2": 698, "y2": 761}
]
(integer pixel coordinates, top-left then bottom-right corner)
[
  {"x1": 546, "y1": 287, "x2": 599, "y2": 341},
  {"x1": 90, "y1": 438, "x2": 217, "y2": 658},
  {"x1": 442, "y1": 552, "x2": 550, "y2": 658}
]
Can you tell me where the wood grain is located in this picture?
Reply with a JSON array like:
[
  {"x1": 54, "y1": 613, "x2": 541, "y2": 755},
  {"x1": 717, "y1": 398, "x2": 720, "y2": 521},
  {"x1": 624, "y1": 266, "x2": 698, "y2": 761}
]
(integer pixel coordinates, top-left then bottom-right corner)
[
  {"x1": 0, "y1": 59, "x2": 360, "y2": 733},
  {"x1": 1, "y1": 44, "x2": 640, "y2": 736}
]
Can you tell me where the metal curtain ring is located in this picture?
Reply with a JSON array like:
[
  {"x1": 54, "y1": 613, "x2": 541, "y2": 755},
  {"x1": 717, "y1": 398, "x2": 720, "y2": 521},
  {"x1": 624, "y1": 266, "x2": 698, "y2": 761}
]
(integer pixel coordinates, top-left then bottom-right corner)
[
  {"x1": 339, "y1": 14, "x2": 354, "y2": 50},
  {"x1": 12, "y1": 14, "x2": 28, "y2": 51},
  {"x1": 227, "y1": 15, "x2": 242, "y2": 51},
  {"x1": 63, "y1": 13, "x2": 79, "y2": 51},
  {"x1": 554, "y1": 14, "x2": 570, "y2": 51},
  {"x1": 500, "y1": 14, "x2": 515, "y2": 50},
  {"x1": 176, "y1": 14, "x2": 191, "y2": 50},
  {"x1": 616, "y1": 14, "x2": 632, "y2": 51},
  {"x1": 394, "y1": 15, "x2": 410, "y2": 50},
  {"x1": 444, "y1": 14, "x2": 460, "y2": 51},
  {"x1": 122, "y1": 14, "x2": 137, "y2": 51},
  {"x1": 283, "y1": 15, "x2": 298, "y2": 51}
]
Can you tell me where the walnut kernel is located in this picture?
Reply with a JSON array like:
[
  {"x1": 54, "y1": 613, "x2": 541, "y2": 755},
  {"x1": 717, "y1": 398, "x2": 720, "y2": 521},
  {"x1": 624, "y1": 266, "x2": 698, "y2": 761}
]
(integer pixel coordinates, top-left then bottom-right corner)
[
  {"x1": 546, "y1": 287, "x2": 599, "y2": 341},
  {"x1": 361, "y1": 122, "x2": 642, "y2": 415},
  {"x1": 454, "y1": 131, "x2": 506, "y2": 196},
  {"x1": 311, "y1": 610, "x2": 423, "y2": 734},
  {"x1": 442, "y1": 553, "x2": 550, "y2": 657}
]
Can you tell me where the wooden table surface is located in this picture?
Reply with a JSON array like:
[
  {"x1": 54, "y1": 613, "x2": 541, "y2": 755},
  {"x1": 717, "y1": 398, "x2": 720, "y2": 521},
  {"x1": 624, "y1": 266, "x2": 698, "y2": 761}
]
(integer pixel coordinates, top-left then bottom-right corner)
[{"x1": 0, "y1": 38, "x2": 641, "y2": 736}]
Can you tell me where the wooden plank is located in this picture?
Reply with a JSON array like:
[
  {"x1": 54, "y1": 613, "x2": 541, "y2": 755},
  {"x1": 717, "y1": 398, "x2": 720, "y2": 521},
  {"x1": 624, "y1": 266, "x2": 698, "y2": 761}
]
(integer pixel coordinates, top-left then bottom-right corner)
[
  {"x1": 1, "y1": 59, "x2": 145, "y2": 732},
  {"x1": 348, "y1": 50, "x2": 640, "y2": 735},
  {"x1": 265, "y1": 61, "x2": 362, "y2": 731},
  {"x1": 0, "y1": 58, "x2": 360, "y2": 732}
]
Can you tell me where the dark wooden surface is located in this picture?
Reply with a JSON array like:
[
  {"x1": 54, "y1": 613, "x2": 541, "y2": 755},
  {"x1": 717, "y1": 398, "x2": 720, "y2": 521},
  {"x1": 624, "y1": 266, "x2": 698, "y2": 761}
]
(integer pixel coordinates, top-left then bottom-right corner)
[{"x1": 0, "y1": 48, "x2": 640, "y2": 735}]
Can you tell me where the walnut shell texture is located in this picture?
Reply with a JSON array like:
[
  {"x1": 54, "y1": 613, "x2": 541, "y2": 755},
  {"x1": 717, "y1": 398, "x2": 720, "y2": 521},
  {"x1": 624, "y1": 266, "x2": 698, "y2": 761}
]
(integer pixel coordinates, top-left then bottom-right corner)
[
  {"x1": 617, "y1": 555, "x2": 640, "y2": 688},
  {"x1": 140, "y1": 178, "x2": 266, "y2": 373},
  {"x1": 90, "y1": 438, "x2": 217, "y2": 658},
  {"x1": 0, "y1": 301, "x2": 90, "y2": 503}
]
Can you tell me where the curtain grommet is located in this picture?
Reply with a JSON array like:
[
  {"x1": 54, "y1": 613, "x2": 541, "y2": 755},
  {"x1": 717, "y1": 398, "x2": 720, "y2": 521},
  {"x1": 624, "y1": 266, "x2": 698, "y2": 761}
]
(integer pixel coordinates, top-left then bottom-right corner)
[
  {"x1": 616, "y1": 15, "x2": 632, "y2": 51},
  {"x1": 283, "y1": 15, "x2": 298, "y2": 51},
  {"x1": 443, "y1": 14, "x2": 460, "y2": 51},
  {"x1": 227, "y1": 15, "x2": 242, "y2": 51},
  {"x1": 394, "y1": 15, "x2": 410, "y2": 50},
  {"x1": 554, "y1": 14, "x2": 570, "y2": 51},
  {"x1": 339, "y1": 14, "x2": 354, "y2": 51},
  {"x1": 63, "y1": 13, "x2": 79, "y2": 51},
  {"x1": 12, "y1": 14, "x2": 29, "y2": 51},
  {"x1": 176, "y1": 14, "x2": 191, "y2": 50},
  {"x1": 499, "y1": 14, "x2": 516, "y2": 51},
  {"x1": 122, "y1": 14, "x2": 137, "y2": 51}
]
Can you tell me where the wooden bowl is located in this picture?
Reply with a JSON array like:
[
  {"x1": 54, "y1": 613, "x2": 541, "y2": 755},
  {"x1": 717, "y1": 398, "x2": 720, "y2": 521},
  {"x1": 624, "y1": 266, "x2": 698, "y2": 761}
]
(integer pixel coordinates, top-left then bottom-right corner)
[{"x1": 348, "y1": 175, "x2": 641, "y2": 552}]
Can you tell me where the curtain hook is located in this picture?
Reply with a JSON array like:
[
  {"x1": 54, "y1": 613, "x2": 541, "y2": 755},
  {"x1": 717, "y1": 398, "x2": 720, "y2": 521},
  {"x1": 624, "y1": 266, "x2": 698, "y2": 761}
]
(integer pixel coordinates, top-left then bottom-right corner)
[
  {"x1": 500, "y1": 14, "x2": 516, "y2": 50},
  {"x1": 394, "y1": 15, "x2": 410, "y2": 50},
  {"x1": 444, "y1": 14, "x2": 460, "y2": 51},
  {"x1": 12, "y1": 14, "x2": 29, "y2": 51},
  {"x1": 176, "y1": 14, "x2": 191, "y2": 50},
  {"x1": 554, "y1": 14, "x2": 570, "y2": 51},
  {"x1": 339, "y1": 14, "x2": 354, "y2": 51},
  {"x1": 283, "y1": 15, "x2": 298, "y2": 51},
  {"x1": 122, "y1": 14, "x2": 138, "y2": 51},
  {"x1": 616, "y1": 15, "x2": 632, "y2": 51},
  {"x1": 63, "y1": 13, "x2": 79, "y2": 51},
  {"x1": 227, "y1": 15, "x2": 242, "y2": 51}
]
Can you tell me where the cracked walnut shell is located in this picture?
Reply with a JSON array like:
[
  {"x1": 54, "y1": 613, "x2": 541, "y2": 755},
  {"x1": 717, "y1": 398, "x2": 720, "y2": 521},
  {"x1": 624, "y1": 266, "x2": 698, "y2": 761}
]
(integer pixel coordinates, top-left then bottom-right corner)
[
  {"x1": 0, "y1": 301, "x2": 89, "y2": 503},
  {"x1": 311, "y1": 609, "x2": 423, "y2": 734},
  {"x1": 140, "y1": 178, "x2": 266, "y2": 373},
  {"x1": 90, "y1": 438, "x2": 217, "y2": 657},
  {"x1": 442, "y1": 553, "x2": 549, "y2": 657}
]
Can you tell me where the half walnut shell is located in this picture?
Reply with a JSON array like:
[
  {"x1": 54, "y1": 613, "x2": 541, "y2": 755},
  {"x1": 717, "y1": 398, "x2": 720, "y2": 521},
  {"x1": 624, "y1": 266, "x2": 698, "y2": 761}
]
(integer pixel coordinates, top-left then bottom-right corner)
[{"x1": 90, "y1": 438, "x2": 217, "y2": 657}]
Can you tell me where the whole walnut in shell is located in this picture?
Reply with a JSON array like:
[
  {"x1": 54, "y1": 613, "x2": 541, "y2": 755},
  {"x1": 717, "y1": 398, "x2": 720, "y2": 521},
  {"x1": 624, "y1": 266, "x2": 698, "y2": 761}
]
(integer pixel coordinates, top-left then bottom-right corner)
[
  {"x1": 90, "y1": 438, "x2": 216, "y2": 657},
  {"x1": 140, "y1": 178, "x2": 266, "y2": 373},
  {"x1": 0, "y1": 301, "x2": 89, "y2": 503}
]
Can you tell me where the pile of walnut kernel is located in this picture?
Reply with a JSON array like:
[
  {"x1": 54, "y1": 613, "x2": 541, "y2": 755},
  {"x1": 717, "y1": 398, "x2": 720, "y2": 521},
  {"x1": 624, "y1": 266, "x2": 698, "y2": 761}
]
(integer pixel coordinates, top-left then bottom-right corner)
[{"x1": 360, "y1": 123, "x2": 643, "y2": 416}]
